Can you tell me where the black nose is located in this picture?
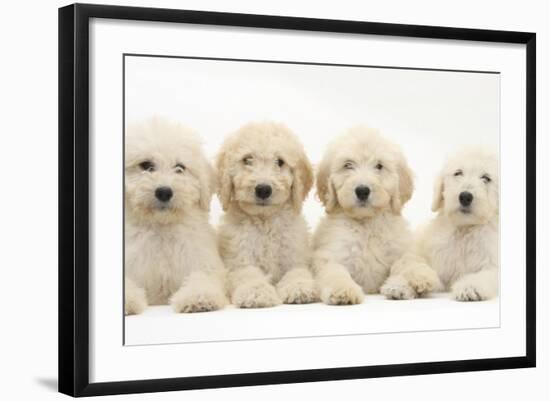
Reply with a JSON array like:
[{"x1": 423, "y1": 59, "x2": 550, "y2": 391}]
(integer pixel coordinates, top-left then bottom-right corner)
[
  {"x1": 255, "y1": 184, "x2": 272, "y2": 200},
  {"x1": 459, "y1": 191, "x2": 473, "y2": 207},
  {"x1": 355, "y1": 185, "x2": 371, "y2": 201},
  {"x1": 155, "y1": 186, "x2": 173, "y2": 202}
]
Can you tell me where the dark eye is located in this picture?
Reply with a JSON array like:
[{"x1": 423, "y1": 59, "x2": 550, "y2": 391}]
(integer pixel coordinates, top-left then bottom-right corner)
[
  {"x1": 481, "y1": 174, "x2": 492, "y2": 183},
  {"x1": 375, "y1": 163, "x2": 384, "y2": 170},
  {"x1": 276, "y1": 158, "x2": 285, "y2": 167},
  {"x1": 243, "y1": 156, "x2": 253, "y2": 166},
  {"x1": 175, "y1": 163, "x2": 186, "y2": 174},
  {"x1": 139, "y1": 161, "x2": 155, "y2": 172},
  {"x1": 454, "y1": 170, "x2": 463, "y2": 177},
  {"x1": 343, "y1": 161, "x2": 354, "y2": 170}
]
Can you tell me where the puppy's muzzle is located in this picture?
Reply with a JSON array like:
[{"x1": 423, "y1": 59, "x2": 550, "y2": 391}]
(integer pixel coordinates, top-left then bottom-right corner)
[
  {"x1": 255, "y1": 184, "x2": 272, "y2": 201},
  {"x1": 155, "y1": 186, "x2": 173, "y2": 202},
  {"x1": 355, "y1": 185, "x2": 371, "y2": 202}
]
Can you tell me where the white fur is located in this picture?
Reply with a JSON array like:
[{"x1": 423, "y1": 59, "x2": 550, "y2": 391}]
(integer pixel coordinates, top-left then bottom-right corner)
[
  {"x1": 313, "y1": 126, "x2": 415, "y2": 305},
  {"x1": 216, "y1": 121, "x2": 317, "y2": 308},
  {"x1": 381, "y1": 147, "x2": 499, "y2": 301},
  {"x1": 124, "y1": 117, "x2": 227, "y2": 314}
]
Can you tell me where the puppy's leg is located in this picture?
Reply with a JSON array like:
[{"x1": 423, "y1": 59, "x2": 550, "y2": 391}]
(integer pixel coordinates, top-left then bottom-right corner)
[
  {"x1": 125, "y1": 277, "x2": 147, "y2": 315},
  {"x1": 316, "y1": 263, "x2": 364, "y2": 305},
  {"x1": 452, "y1": 268, "x2": 498, "y2": 301},
  {"x1": 381, "y1": 253, "x2": 442, "y2": 300},
  {"x1": 277, "y1": 267, "x2": 318, "y2": 304},
  {"x1": 171, "y1": 271, "x2": 228, "y2": 313},
  {"x1": 230, "y1": 266, "x2": 281, "y2": 308}
]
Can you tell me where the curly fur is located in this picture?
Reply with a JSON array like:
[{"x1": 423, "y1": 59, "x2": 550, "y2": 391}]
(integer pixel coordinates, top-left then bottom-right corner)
[
  {"x1": 381, "y1": 147, "x2": 499, "y2": 301},
  {"x1": 124, "y1": 117, "x2": 227, "y2": 315},
  {"x1": 313, "y1": 126, "x2": 415, "y2": 305},
  {"x1": 216, "y1": 121, "x2": 317, "y2": 308}
]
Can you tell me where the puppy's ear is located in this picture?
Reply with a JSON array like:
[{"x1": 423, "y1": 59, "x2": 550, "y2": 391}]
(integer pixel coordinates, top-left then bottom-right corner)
[
  {"x1": 215, "y1": 146, "x2": 233, "y2": 211},
  {"x1": 431, "y1": 173, "x2": 444, "y2": 212},
  {"x1": 391, "y1": 157, "x2": 414, "y2": 214},
  {"x1": 199, "y1": 161, "x2": 217, "y2": 211},
  {"x1": 316, "y1": 155, "x2": 337, "y2": 213},
  {"x1": 291, "y1": 151, "x2": 314, "y2": 212}
]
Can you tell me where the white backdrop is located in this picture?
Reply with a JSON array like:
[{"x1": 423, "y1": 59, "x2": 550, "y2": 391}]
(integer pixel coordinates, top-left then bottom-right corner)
[
  {"x1": 125, "y1": 56, "x2": 500, "y2": 229},
  {"x1": 0, "y1": 0, "x2": 547, "y2": 400}
]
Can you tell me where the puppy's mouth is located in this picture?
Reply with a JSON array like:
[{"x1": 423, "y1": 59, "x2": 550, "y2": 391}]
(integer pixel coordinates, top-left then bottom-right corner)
[
  {"x1": 254, "y1": 199, "x2": 271, "y2": 207},
  {"x1": 154, "y1": 201, "x2": 172, "y2": 211},
  {"x1": 459, "y1": 206, "x2": 472, "y2": 214}
]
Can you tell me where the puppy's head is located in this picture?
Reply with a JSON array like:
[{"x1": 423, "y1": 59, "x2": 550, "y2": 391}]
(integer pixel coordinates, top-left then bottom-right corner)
[
  {"x1": 316, "y1": 126, "x2": 414, "y2": 219},
  {"x1": 125, "y1": 117, "x2": 215, "y2": 224},
  {"x1": 216, "y1": 122, "x2": 313, "y2": 217},
  {"x1": 431, "y1": 147, "x2": 498, "y2": 226}
]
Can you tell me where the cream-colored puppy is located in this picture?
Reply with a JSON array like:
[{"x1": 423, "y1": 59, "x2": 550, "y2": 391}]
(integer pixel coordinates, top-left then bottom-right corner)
[
  {"x1": 313, "y1": 126, "x2": 416, "y2": 305},
  {"x1": 216, "y1": 122, "x2": 316, "y2": 308},
  {"x1": 381, "y1": 147, "x2": 499, "y2": 301},
  {"x1": 124, "y1": 118, "x2": 227, "y2": 315}
]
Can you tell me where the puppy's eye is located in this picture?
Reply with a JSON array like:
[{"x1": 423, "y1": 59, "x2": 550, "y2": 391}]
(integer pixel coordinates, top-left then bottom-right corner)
[
  {"x1": 481, "y1": 174, "x2": 492, "y2": 183},
  {"x1": 243, "y1": 156, "x2": 253, "y2": 166},
  {"x1": 139, "y1": 161, "x2": 155, "y2": 172},
  {"x1": 343, "y1": 161, "x2": 354, "y2": 170},
  {"x1": 276, "y1": 158, "x2": 285, "y2": 167},
  {"x1": 174, "y1": 163, "x2": 186, "y2": 174},
  {"x1": 454, "y1": 170, "x2": 463, "y2": 177},
  {"x1": 375, "y1": 163, "x2": 384, "y2": 170}
]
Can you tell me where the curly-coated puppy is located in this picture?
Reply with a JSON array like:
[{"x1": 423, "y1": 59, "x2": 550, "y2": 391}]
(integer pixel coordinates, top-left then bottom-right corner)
[
  {"x1": 124, "y1": 117, "x2": 227, "y2": 315},
  {"x1": 216, "y1": 121, "x2": 317, "y2": 308},
  {"x1": 381, "y1": 147, "x2": 498, "y2": 301},
  {"x1": 312, "y1": 126, "x2": 416, "y2": 305}
]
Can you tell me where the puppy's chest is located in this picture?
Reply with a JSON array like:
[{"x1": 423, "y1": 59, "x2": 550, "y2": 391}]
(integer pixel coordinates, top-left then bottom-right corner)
[
  {"x1": 238, "y1": 219, "x2": 304, "y2": 277},
  {"x1": 125, "y1": 227, "x2": 193, "y2": 301},
  {"x1": 429, "y1": 227, "x2": 497, "y2": 287},
  {"x1": 345, "y1": 223, "x2": 401, "y2": 292}
]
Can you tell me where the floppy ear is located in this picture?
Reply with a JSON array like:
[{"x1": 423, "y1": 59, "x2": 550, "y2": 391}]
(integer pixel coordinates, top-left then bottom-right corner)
[
  {"x1": 215, "y1": 146, "x2": 233, "y2": 211},
  {"x1": 198, "y1": 160, "x2": 217, "y2": 211},
  {"x1": 431, "y1": 173, "x2": 444, "y2": 212},
  {"x1": 391, "y1": 157, "x2": 415, "y2": 214},
  {"x1": 316, "y1": 155, "x2": 338, "y2": 213},
  {"x1": 291, "y1": 151, "x2": 314, "y2": 212}
]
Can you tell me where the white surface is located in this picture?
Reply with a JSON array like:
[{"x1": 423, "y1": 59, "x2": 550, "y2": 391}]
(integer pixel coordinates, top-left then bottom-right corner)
[
  {"x1": 125, "y1": 55, "x2": 500, "y2": 230},
  {"x1": 0, "y1": 0, "x2": 547, "y2": 400},
  {"x1": 125, "y1": 294, "x2": 499, "y2": 345},
  {"x1": 90, "y1": 12, "x2": 525, "y2": 383},
  {"x1": 123, "y1": 55, "x2": 502, "y2": 349}
]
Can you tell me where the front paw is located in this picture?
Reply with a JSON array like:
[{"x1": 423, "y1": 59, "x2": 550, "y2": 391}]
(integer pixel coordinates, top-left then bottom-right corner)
[
  {"x1": 232, "y1": 283, "x2": 281, "y2": 308},
  {"x1": 402, "y1": 266, "x2": 441, "y2": 296},
  {"x1": 452, "y1": 282, "x2": 487, "y2": 302},
  {"x1": 320, "y1": 280, "x2": 364, "y2": 305},
  {"x1": 125, "y1": 287, "x2": 147, "y2": 315},
  {"x1": 277, "y1": 279, "x2": 318, "y2": 304},
  {"x1": 380, "y1": 275, "x2": 416, "y2": 300},
  {"x1": 171, "y1": 286, "x2": 228, "y2": 313}
]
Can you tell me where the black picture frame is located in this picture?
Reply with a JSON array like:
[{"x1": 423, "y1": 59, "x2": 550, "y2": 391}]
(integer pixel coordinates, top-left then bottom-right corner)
[{"x1": 58, "y1": 3, "x2": 536, "y2": 397}]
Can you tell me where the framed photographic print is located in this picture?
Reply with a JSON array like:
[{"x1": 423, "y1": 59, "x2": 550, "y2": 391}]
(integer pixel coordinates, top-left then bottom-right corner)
[{"x1": 58, "y1": 3, "x2": 536, "y2": 397}]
